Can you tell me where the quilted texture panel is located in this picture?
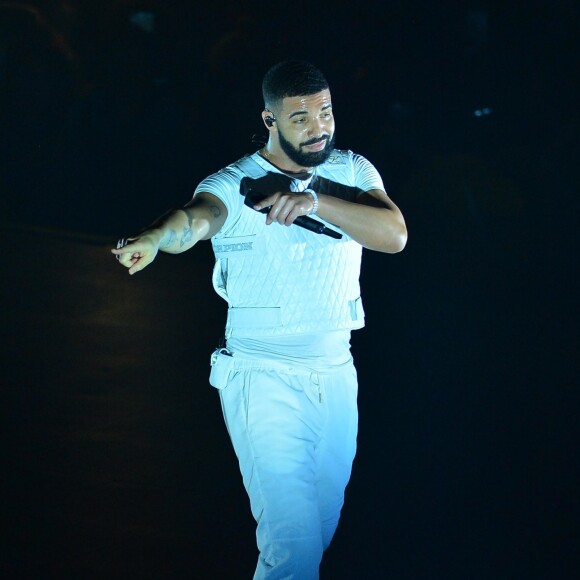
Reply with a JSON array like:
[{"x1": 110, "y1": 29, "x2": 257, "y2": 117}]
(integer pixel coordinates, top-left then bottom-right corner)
[{"x1": 212, "y1": 207, "x2": 364, "y2": 337}]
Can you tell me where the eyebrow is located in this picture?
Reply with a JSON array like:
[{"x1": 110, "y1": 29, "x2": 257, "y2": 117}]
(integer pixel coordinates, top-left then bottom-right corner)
[{"x1": 288, "y1": 102, "x2": 332, "y2": 119}]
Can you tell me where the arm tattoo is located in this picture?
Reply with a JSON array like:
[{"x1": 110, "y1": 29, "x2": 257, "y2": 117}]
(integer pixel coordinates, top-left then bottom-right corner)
[
  {"x1": 160, "y1": 229, "x2": 177, "y2": 249},
  {"x1": 183, "y1": 203, "x2": 221, "y2": 224},
  {"x1": 208, "y1": 204, "x2": 221, "y2": 219},
  {"x1": 177, "y1": 202, "x2": 221, "y2": 247},
  {"x1": 180, "y1": 227, "x2": 193, "y2": 247}
]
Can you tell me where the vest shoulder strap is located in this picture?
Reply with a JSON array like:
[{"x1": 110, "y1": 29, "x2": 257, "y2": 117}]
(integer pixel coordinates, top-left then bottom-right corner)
[{"x1": 233, "y1": 155, "x2": 268, "y2": 179}]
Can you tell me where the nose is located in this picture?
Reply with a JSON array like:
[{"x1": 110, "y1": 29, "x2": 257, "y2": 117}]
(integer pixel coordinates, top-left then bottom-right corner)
[{"x1": 309, "y1": 116, "x2": 325, "y2": 136}]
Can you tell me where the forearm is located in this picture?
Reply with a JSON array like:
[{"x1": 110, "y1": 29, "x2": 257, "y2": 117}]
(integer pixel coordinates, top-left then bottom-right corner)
[
  {"x1": 143, "y1": 193, "x2": 226, "y2": 254},
  {"x1": 113, "y1": 193, "x2": 226, "y2": 275},
  {"x1": 316, "y1": 193, "x2": 407, "y2": 253},
  {"x1": 144, "y1": 208, "x2": 204, "y2": 254}
]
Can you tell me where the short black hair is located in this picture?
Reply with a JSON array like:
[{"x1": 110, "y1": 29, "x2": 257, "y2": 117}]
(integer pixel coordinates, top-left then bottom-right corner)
[{"x1": 262, "y1": 60, "x2": 329, "y2": 111}]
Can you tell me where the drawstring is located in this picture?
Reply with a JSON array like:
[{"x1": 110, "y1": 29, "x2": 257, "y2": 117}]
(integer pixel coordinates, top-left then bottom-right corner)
[{"x1": 311, "y1": 372, "x2": 322, "y2": 403}]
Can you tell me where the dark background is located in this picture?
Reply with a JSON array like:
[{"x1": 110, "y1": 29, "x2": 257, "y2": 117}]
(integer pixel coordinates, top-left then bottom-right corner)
[{"x1": 1, "y1": 1, "x2": 578, "y2": 578}]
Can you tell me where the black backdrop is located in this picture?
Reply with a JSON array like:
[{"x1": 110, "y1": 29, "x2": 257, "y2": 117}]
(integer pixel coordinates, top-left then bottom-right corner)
[{"x1": 1, "y1": 1, "x2": 578, "y2": 578}]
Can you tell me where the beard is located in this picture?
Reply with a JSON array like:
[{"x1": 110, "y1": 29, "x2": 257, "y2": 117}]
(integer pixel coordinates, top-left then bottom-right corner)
[{"x1": 278, "y1": 129, "x2": 336, "y2": 168}]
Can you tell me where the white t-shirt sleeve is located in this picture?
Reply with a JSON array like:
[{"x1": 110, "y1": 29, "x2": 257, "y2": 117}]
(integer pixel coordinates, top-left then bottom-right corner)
[
  {"x1": 350, "y1": 152, "x2": 386, "y2": 193},
  {"x1": 193, "y1": 166, "x2": 245, "y2": 234}
]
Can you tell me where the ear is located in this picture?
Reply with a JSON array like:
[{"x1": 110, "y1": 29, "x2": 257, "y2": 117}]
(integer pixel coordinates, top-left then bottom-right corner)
[{"x1": 262, "y1": 109, "x2": 277, "y2": 130}]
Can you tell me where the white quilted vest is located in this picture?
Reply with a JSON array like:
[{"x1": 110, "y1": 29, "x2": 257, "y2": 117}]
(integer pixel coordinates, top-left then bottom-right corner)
[{"x1": 211, "y1": 201, "x2": 365, "y2": 338}]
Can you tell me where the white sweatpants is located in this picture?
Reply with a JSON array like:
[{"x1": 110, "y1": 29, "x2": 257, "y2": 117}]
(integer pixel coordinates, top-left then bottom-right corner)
[{"x1": 209, "y1": 350, "x2": 359, "y2": 579}]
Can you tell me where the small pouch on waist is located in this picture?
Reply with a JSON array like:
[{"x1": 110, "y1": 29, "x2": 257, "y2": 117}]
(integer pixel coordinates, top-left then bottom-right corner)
[{"x1": 209, "y1": 348, "x2": 235, "y2": 390}]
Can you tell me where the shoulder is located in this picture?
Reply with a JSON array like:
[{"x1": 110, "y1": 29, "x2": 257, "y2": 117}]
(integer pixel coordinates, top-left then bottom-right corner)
[
  {"x1": 195, "y1": 153, "x2": 264, "y2": 194},
  {"x1": 322, "y1": 149, "x2": 376, "y2": 170},
  {"x1": 319, "y1": 149, "x2": 384, "y2": 192},
  {"x1": 318, "y1": 149, "x2": 380, "y2": 178},
  {"x1": 231, "y1": 152, "x2": 269, "y2": 178},
  {"x1": 195, "y1": 152, "x2": 272, "y2": 237},
  {"x1": 323, "y1": 149, "x2": 352, "y2": 166}
]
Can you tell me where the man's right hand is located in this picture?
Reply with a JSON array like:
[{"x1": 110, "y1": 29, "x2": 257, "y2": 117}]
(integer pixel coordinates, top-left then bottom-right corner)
[
  {"x1": 111, "y1": 232, "x2": 161, "y2": 275},
  {"x1": 110, "y1": 193, "x2": 228, "y2": 275}
]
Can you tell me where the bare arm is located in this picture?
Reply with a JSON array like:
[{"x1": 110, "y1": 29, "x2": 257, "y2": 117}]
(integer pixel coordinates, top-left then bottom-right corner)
[
  {"x1": 254, "y1": 189, "x2": 407, "y2": 253},
  {"x1": 111, "y1": 192, "x2": 227, "y2": 275}
]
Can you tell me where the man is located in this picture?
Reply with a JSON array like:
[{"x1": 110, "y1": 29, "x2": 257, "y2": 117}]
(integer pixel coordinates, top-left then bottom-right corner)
[{"x1": 113, "y1": 60, "x2": 407, "y2": 579}]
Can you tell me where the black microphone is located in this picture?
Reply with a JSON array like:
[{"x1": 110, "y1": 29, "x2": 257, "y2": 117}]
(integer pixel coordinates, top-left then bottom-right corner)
[{"x1": 244, "y1": 189, "x2": 342, "y2": 240}]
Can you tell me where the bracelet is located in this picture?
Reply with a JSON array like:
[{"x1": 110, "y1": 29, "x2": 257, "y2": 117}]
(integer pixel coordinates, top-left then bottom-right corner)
[{"x1": 304, "y1": 188, "x2": 318, "y2": 215}]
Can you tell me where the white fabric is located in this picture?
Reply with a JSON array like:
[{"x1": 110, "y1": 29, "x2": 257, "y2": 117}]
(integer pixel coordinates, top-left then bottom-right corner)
[
  {"x1": 196, "y1": 149, "x2": 384, "y2": 578},
  {"x1": 226, "y1": 329, "x2": 352, "y2": 371},
  {"x1": 194, "y1": 150, "x2": 384, "y2": 338},
  {"x1": 209, "y1": 350, "x2": 358, "y2": 580},
  {"x1": 195, "y1": 149, "x2": 384, "y2": 235}
]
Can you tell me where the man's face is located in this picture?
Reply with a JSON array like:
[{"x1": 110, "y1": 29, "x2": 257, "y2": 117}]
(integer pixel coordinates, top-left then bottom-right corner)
[{"x1": 272, "y1": 89, "x2": 335, "y2": 168}]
